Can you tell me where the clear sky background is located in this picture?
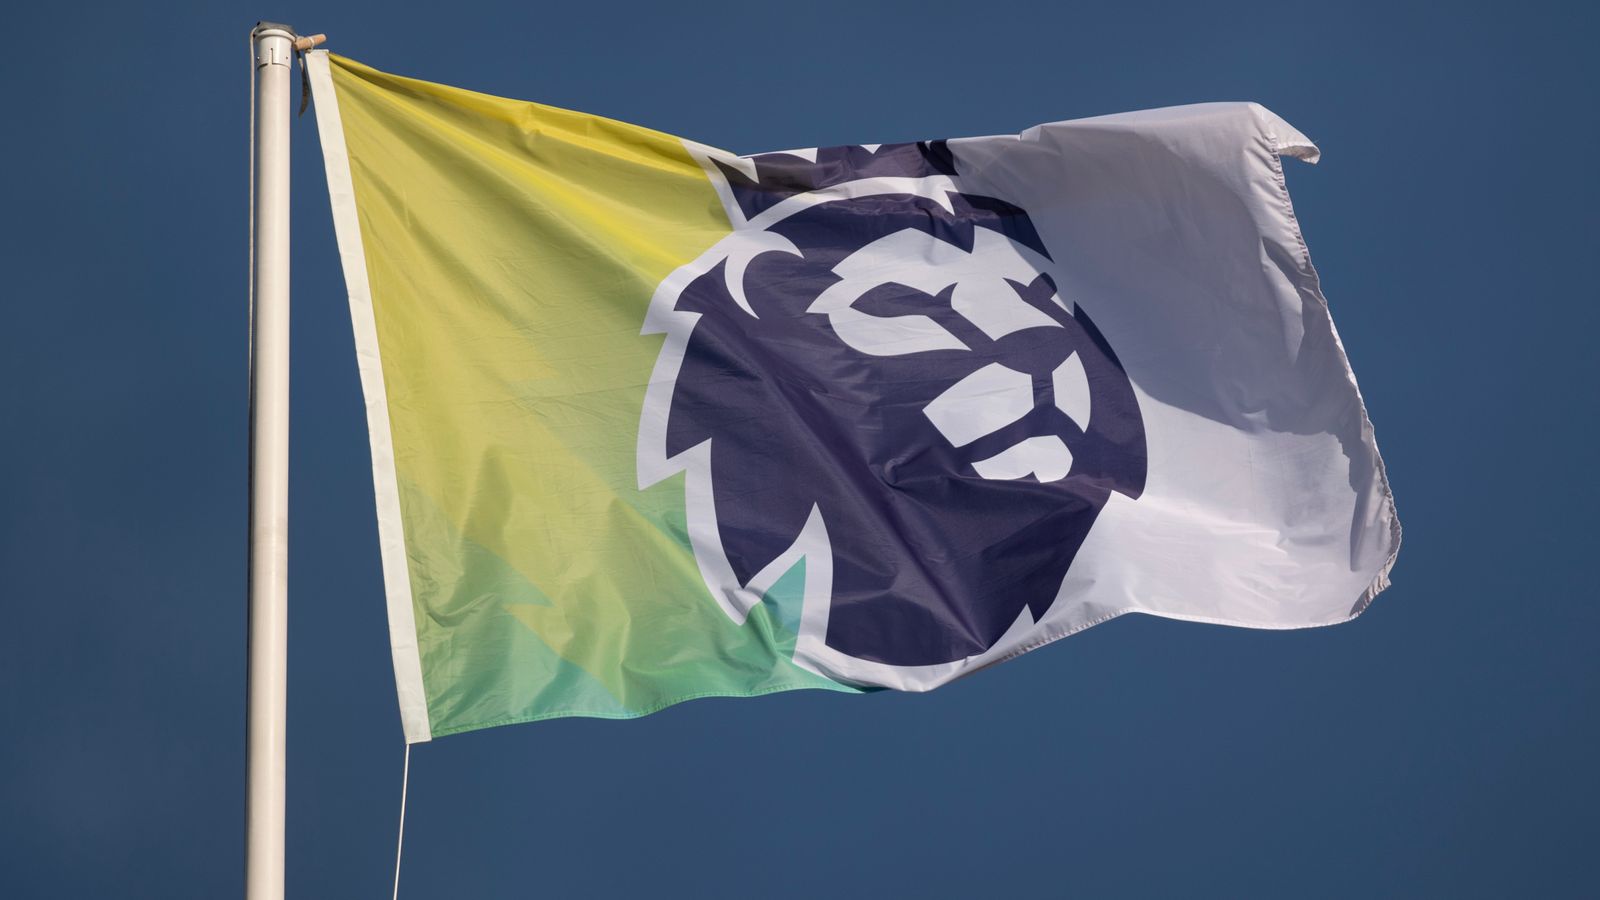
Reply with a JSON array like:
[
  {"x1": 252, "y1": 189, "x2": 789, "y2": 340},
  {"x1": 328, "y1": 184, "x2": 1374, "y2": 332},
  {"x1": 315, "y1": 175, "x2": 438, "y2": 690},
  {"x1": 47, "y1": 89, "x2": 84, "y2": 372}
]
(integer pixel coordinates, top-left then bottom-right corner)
[{"x1": 3, "y1": 1, "x2": 1596, "y2": 897}]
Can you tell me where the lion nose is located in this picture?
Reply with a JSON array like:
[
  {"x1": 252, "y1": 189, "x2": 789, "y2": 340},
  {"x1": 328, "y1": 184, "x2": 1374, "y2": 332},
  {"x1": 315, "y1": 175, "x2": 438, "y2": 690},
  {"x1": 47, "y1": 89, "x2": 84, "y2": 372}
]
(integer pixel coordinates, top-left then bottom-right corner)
[
  {"x1": 922, "y1": 362, "x2": 1035, "y2": 448},
  {"x1": 922, "y1": 352, "x2": 1092, "y2": 483}
]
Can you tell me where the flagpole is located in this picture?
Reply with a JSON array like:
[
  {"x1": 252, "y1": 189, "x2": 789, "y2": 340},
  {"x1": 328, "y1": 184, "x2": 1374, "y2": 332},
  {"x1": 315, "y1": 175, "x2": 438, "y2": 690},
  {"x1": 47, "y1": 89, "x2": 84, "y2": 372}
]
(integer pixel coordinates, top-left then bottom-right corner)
[{"x1": 246, "y1": 22, "x2": 296, "y2": 900}]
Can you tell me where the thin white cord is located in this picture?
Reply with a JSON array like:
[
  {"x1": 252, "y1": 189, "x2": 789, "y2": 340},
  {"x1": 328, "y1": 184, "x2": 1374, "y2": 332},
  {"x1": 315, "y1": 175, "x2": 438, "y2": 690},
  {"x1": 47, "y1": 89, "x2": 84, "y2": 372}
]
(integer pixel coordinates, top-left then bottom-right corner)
[{"x1": 393, "y1": 743, "x2": 412, "y2": 900}]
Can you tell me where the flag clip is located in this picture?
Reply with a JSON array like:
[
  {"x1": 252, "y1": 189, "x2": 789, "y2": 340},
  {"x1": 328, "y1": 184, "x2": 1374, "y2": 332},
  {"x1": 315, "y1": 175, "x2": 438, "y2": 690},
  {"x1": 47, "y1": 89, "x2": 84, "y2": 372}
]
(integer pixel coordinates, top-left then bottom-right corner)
[{"x1": 292, "y1": 34, "x2": 326, "y2": 117}]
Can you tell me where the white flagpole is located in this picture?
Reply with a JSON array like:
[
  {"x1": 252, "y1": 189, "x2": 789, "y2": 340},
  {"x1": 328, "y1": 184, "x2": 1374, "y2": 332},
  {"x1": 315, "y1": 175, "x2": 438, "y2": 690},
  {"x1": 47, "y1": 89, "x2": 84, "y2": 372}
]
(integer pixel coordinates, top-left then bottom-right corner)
[{"x1": 246, "y1": 21, "x2": 310, "y2": 900}]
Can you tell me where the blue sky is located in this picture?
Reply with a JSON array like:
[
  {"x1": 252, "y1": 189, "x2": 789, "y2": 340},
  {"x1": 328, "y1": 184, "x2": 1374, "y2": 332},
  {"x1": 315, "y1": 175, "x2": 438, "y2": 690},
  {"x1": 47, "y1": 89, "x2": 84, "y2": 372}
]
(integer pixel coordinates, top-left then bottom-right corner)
[{"x1": 3, "y1": 1, "x2": 1596, "y2": 896}]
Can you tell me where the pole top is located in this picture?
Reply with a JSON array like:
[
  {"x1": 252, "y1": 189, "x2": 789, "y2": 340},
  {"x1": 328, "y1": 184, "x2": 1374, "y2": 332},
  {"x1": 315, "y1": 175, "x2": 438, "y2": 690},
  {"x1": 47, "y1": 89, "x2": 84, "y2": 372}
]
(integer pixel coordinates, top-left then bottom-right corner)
[
  {"x1": 252, "y1": 22, "x2": 325, "y2": 67},
  {"x1": 251, "y1": 21, "x2": 296, "y2": 41}
]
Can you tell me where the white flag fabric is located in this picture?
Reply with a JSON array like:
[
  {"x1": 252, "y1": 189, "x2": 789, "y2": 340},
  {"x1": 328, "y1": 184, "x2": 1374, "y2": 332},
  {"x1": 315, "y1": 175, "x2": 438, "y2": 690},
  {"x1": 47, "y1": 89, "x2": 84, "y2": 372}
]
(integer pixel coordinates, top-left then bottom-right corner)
[{"x1": 895, "y1": 103, "x2": 1399, "y2": 674}]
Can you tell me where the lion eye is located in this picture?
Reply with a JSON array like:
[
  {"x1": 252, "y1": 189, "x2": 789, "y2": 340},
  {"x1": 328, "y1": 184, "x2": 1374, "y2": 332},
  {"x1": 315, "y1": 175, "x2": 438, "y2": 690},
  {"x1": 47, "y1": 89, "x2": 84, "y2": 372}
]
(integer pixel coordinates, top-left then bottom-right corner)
[
  {"x1": 949, "y1": 275, "x2": 1060, "y2": 341},
  {"x1": 823, "y1": 305, "x2": 968, "y2": 357},
  {"x1": 808, "y1": 227, "x2": 1063, "y2": 358}
]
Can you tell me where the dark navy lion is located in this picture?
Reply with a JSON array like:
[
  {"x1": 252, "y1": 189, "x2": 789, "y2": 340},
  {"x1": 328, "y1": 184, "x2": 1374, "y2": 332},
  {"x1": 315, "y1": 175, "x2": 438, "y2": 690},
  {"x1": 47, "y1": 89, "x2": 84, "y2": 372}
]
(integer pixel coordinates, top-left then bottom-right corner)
[{"x1": 660, "y1": 142, "x2": 1146, "y2": 668}]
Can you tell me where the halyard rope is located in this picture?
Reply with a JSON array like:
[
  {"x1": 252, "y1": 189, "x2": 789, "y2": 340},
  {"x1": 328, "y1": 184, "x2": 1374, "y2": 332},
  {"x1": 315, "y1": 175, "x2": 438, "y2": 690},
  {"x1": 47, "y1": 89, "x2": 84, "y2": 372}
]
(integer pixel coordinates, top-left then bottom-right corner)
[{"x1": 393, "y1": 743, "x2": 412, "y2": 900}]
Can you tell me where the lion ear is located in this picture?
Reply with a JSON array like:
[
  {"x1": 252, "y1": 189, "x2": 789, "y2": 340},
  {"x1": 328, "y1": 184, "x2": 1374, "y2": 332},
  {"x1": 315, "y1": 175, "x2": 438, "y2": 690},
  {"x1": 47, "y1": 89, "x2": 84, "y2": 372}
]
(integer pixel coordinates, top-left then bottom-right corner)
[
  {"x1": 677, "y1": 242, "x2": 816, "y2": 324},
  {"x1": 737, "y1": 244, "x2": 836, "y2": 323},
  {"x1": 718, "y1": 231, "x2": 803, "y2": 318}
]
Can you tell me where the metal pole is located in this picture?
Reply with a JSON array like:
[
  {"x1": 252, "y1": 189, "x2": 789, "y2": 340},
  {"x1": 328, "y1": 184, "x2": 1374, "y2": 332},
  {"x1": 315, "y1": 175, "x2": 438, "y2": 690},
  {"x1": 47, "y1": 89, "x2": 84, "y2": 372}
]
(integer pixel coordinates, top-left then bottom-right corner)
[{"x1": 247, "y1": 22, "x2": 294, "y2": 900}]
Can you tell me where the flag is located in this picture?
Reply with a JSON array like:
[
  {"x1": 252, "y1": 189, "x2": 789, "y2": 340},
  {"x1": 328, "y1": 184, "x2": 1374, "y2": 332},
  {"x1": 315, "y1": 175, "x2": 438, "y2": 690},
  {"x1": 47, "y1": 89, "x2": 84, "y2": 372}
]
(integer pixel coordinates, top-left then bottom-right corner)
[{"x1": 307, "y1": 52, "x2": 1399, "y2": 743}]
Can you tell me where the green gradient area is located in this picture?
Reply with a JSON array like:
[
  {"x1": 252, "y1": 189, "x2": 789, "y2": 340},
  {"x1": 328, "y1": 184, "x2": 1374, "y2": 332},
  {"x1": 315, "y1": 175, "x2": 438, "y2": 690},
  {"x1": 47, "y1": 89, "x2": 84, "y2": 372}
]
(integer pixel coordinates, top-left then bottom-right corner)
[{"x1": 330, "y1": 54, "x2": 854, "y2": 737}]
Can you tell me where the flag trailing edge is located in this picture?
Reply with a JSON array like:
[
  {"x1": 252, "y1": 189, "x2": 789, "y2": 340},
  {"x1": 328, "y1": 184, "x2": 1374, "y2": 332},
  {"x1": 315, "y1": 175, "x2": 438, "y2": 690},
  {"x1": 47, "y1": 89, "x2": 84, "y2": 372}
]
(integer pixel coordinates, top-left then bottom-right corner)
[{"x1": 306, "y1": 50, "x2": 1399, "y2": 744}]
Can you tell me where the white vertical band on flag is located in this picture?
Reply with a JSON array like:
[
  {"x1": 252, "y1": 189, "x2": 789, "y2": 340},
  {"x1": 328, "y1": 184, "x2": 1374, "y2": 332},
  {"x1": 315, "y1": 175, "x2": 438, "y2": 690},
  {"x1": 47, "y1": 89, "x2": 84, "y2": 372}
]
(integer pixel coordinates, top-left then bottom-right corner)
[{"x1": 305, "y1": 50, "x2": 432, "y2": 743}]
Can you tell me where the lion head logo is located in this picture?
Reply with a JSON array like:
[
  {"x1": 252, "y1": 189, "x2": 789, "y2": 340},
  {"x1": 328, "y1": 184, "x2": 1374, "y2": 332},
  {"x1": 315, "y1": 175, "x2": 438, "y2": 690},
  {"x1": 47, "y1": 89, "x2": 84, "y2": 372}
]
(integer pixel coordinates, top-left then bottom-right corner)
[{"x1": 638, "y1": 141, "x2": 1146, "y2": 685}]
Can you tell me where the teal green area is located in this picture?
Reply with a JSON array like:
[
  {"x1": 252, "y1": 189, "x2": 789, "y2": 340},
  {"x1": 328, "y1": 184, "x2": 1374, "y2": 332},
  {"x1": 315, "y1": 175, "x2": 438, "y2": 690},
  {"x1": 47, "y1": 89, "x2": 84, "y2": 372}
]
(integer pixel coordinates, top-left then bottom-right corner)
[
  {"x1": 759, "y1": 561, "x2": 809, "y2": 660},
  {"x1": 398, "y1": 478, "x2": 632, "y2": 728},
  {"x1": 399, "y1": 477, "x2": 857, "y2": 736}
]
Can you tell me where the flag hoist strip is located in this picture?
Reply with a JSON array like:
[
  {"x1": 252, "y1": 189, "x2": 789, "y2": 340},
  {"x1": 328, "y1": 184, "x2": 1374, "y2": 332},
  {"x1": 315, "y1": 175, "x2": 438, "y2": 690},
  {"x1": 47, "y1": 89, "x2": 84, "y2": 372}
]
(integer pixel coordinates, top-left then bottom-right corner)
[{"x1": 307, "y1": 51, "x2": 1399, "y2": 743}]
